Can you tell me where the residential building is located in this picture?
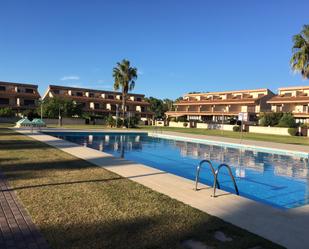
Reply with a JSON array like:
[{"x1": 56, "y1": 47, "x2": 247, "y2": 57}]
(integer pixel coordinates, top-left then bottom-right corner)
[
  {"x1": 268, "y1": 86, "x2": 309, "y2": 123},
  {"x1": 0, "y1": 81, "x2": 40, "y2": 113},
  {"x1": 166, "y1": 88, "x2": 274, "y2": 123},
  {"x1": 42, "y1": 85, "x2": 154, "y2": 123}
]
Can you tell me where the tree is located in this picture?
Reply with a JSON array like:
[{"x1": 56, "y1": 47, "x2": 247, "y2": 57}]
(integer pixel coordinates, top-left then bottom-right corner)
[
  {"x1": 163, "y1": 98, "x2": 174, "y2": 112},
  {"x1": 145, "y1": 97, "x2": 175, "y2": 119},
  {"x1": 291, "y1": 25, "x2": 309, "y2": 79},
  {"x1": 259, "y1": 112, "x2": 283, "y2": 126},
  {"x1": 113, "y1": 59, "x2": 138, "y2": 120},
  {"x1": 278, "y1": 113, "x2": 297, "y2": 128},
  {"x1": 145, "y1": 97, "x2": 164, "y2": 119},
  {"x1": 41, "y1": 98, "x2": 83, "y2": 118}
]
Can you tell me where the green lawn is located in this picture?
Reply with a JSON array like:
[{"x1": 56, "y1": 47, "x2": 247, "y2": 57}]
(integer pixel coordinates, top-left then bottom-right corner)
[
  {"x1": 140, "y1": 126, "x2": 309, "y2": 146},
  {"x1": 0, "y1": 128, "x2": 282, "y2": 249}
]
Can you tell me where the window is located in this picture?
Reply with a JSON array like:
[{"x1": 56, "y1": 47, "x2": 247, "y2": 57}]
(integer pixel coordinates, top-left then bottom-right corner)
[
  {"x1": 25, "y1": 88, "x2": 34, "y2": 94},
  {"x1": 0, "y1": 86, "x2": 6, "y2": 91},
  {"x1": 136, "y1": 97, "x2": 142, "y2": 102},
  {"x1": 284, "y1": 93, "x2": 292, "y2": 97},
  {"x1": 94, "y1": 103, "x2": 100, "y2": 109},
  {"x1": 53, "y1": 90, "x2": 60, "y2": 94},
  {"x1": 24, "y1": 99, "x2": 35, "y2": 106},
  {"x1": 89, "y1": 93, "x2": 95, "y2": 98},
  {"x1": 141, "y1": 106, "x2": 145, "y2": 112},
  {"x1": 76, "y1": 92, "x2": 83, "y2": 97},
  {"x1": 0, "y1": 98, "x2": 9, "y2": 105},
  {"x1": 108, "y1": 95, "x2": 114, "y2": 99}
]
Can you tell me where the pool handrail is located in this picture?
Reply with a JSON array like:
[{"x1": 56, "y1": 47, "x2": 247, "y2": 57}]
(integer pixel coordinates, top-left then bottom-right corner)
[
  {"x1": 212, "y1": 163, "x2": 239, "y2": 197},
  {"x1": 195, "y1": 159, "x2": 220, "y2": 191}
]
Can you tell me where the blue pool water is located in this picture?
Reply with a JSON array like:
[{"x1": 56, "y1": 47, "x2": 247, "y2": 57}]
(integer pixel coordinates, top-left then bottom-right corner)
[{"x1": 47, "y1": 131, "x2": 309, "y2": 209}]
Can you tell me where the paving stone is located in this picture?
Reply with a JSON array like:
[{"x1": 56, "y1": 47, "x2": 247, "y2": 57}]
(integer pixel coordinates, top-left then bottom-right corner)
[{"x1": 0, "y1": 172, "x2": 50, "y2": 249}]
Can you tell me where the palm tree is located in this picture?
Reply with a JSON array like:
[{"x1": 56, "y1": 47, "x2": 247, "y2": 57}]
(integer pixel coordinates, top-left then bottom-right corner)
[
  {"x1": 113, "y1": 59, "x2": 138, "y2": 121},
  {"x1": 291, "y1": 25, "x2": 309, "y2": 79}
]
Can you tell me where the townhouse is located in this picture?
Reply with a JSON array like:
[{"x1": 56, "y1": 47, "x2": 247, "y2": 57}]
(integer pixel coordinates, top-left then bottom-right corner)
[
  {"x1": 267, "y1": 86, "x2": 309, "y2": 123},
  {"x1": 0, "y1": 81, "x2": 40, "y2": 113},
  {"x1": 166, "y1": 88, "x2": 274, "y2": 123},
  {"x1": 42, "y1": 85, "x2": 154, "y2": 123}
]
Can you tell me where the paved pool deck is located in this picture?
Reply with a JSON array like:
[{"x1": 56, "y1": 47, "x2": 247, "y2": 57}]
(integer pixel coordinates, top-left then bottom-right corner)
[{"x1": 14, "y1": 128, "x2": 309, "y2": 249}]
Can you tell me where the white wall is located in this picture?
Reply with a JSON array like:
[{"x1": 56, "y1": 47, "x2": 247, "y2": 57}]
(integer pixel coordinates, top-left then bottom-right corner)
[
  {"x1": 169, "y1": 121, "x2": 189, "y2": 128},
  {"x1": 249, "y1": 126, "x2": 290, "y2": 136},
  {"x1": 155, "y1": 120, "x2": 165, "y2": 126},
  {"x1": 196, "y1": 123, "x2": 234, "y2": 131}
]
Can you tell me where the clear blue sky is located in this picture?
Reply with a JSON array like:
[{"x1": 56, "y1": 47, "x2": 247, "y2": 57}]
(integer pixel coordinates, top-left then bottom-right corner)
[{"x1": 0, "y1": 0, "x2": 308, "y2": 99}]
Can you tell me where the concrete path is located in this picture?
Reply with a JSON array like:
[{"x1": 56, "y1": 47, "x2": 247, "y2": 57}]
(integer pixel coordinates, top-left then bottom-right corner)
[
  {"x1": 15, "y1": 129, "x2": 309, "y2": 249},
  {"x1": 0, "y1": 172, "x2": 50, "y2": 249}
]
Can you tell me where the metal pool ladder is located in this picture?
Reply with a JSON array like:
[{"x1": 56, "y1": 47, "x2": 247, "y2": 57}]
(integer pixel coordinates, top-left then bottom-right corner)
[
  {"x1": 195, "y1": 160, "x2": 220, "y2": 191},
  {"x1": 195, "y1": 160, "x2": 239, "y2": 197}
]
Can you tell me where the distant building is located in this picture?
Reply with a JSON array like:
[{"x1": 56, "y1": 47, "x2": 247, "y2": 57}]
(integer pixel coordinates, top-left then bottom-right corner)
[
  {"x1": 268, "y1": 86, "x2": 309, "y2": 123},
  {"x1": 0, "y1": 81, "x2": 40, "y2": 113},
  {"x1": 42, "y1": 85, "x2": 154, "y2": 123},
  {"x1": 166, "y1": 88, "x2": 274, "y2": 123}
]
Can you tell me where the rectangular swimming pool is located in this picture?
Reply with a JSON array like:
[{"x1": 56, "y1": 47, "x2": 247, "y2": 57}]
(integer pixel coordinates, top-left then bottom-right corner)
[{"x1": 47, "y1": 131, "x2": 309, "y2": 209}]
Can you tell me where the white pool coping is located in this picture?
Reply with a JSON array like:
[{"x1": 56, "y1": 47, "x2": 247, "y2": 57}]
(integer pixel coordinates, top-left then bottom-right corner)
[{"x1": 14, "y1": 128, "x2": 309, "y2": 249}]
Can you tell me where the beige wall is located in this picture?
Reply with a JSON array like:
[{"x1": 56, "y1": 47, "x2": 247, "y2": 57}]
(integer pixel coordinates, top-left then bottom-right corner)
[
  {"x1": 249, "y1": 126, "x2": 290, "y2": 136},
  {"x1": 169, "y1": 121, "x2": 189, "y2": 128},
  {"x1": 195, "y1": 123, "x2": 235, "y2": 131}
]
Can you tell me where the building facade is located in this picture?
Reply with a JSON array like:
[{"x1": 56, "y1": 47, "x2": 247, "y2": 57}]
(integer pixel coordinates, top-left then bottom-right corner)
[
  {"x1": 42, "y1": 85, "x2": 154, "y2": 122},
  {"x1": 166, "y1": 88, "x2": 274, "y2": 123},
  {"x1": 267, "y1": 86, "x2": 309, "y2": 123},
  {"x1": 0, "y1": 81, "x2": 40, "y2": 113}
]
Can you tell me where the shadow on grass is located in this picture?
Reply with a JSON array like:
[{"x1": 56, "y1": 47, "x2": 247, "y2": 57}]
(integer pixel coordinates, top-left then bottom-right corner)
[
  {"x1": 4, "y1": 177, "x2": 123, "y2": 191},
  {"x1": 38, "y1": 211, "x2": 283, "y2": 249},
  {"x1": 0, "y1": 139, "x2": 52, "y2": 150}
]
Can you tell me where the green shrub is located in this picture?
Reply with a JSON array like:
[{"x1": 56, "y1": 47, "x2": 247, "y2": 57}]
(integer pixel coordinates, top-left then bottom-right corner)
[
  {"x1": 0, "y1": 108, "x2": 15, "y2": 117},
  {"x1": 277, "y1": 113, "x2": 296, "y2": 128},
  {"x1": 259, "y1": 112, "x2": 283, "y2": 126},
  {"x1": 124, "y1": 116, "x2": 139, "y2": 128},
  {"x1": 107, "y1": 115, "x2": 116, "y2": 127},
  {"x1": 233, "y1": 125, "x2": 240, "y2": 132},
  {"x1": 288, "y1": 127, "x2": 298, "y2": 136}
]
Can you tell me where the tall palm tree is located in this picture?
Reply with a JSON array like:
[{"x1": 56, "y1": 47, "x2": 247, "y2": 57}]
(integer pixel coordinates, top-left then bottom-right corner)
[
  {"x1": 291, "y1": 25, "x2": 309, "y2": 79},
  {"x1": 113, "y1": 59, "x2": 138, "y2": 121}
]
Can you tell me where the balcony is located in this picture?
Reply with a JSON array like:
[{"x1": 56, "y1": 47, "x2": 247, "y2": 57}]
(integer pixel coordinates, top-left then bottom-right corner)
[{"x1": 0, "y1": 89, "x2": 40, "y2": 98}]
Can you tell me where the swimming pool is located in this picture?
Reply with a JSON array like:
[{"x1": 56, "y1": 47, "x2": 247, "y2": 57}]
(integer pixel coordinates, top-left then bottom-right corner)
[{"x1": 47, "y1": 131, "x2": 309, "y2": 209}]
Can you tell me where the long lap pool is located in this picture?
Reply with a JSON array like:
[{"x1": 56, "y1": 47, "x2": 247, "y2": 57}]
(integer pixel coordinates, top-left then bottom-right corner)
[{"x1": 46, "y1": 131, "x2": 309, "y2": 209}]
